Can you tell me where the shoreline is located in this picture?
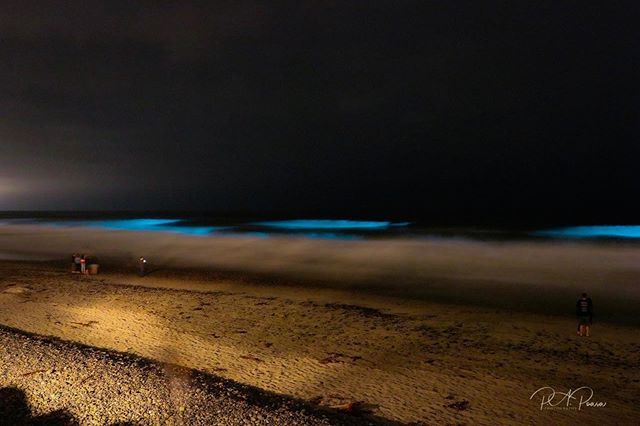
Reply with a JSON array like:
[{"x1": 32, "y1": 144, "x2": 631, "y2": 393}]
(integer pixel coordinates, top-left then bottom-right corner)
[
  {"x1": 3, "y1": 256, "x2": 639, "y2": 326},
  {"x1": 2, "y1": 225, "x2": 640, "y2": 325}
]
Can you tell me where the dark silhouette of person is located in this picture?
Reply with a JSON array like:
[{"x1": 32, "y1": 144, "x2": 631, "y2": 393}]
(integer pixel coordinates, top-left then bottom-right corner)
[
  {"x1": 73, "y1": 254, "x2": 81, "y2": 274},
  {"x1": 0, "y1": 387, "x2": 30, "y2": 422},
  {"x1": 0, "y1": 386, "x2": 76, "y2": 425},
  {"x1": 576, "y1": 292, "x2": 593, "y2": 337}
]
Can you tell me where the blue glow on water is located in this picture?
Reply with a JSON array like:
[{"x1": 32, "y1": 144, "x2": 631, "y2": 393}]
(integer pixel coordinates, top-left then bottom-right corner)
[
  {"x1": 253, "y1": 219, "x2": 409, "y2": 230},
  {"x1": 52, "y1": 219, "x2": 221, "y2": 236},
  {"x1": 144, "y1": 225, "x2": 220, "y2": 236},
  {"x1": 227, "y1": 232, "x2": 270, "y2": 238},
  {"x1": 301, "y1": 232, "x2": 362, "y2": 240},
  {"x1": 5, "y1": 217, "x2": 411, "y2": 239},
  {"x1": 95, "y1": 219, "x2": 221, "y2": 235},
  {"x1": 95, "y1": 219, "x2": 181, "y2": 230},
  {"x1": 534, "y1": 225, "x2": 640, "y2": 239}
]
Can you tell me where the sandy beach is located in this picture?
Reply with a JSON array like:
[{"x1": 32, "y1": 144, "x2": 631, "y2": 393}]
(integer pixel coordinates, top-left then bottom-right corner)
[
  {"x1": 1, "y1": 259, "x2": 639, "y2": 425},
  {"x1": 4, "y1": 0, "x2": 638, "y2": 423},
  {"x1": 0, "y1": 325, "x2": 376, "y2": 426}
]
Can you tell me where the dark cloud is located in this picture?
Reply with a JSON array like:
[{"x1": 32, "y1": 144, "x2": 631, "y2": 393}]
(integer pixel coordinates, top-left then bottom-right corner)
[{"x1": 1, "y1": 1, "x2": 639, "y2": 222}]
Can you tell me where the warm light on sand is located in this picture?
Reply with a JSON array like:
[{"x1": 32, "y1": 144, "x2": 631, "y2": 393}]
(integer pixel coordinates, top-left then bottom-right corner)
[{"x1": 2, "y1": 262, "x2": 639, "y2": 424}]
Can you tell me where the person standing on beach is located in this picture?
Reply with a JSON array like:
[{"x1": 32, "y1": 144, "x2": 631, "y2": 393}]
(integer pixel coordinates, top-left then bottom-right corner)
[
  {"x1": 138, "y1": 256, "x2": 147, "y2": 277},
  {"x1": 74, "y1": 254, "x2": 81, "y2": 274},
  {"x1": 576, "y1": 292, "x2": 593, "y2": 337},
  {"x1": 80, "y1": 254, "x2": 87, "y2": 275}
]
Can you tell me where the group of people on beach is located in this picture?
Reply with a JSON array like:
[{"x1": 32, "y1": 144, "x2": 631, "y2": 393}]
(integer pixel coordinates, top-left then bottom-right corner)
[
  {"x1": 70, "y1": 253, "x2": 89, "y2": 274},
  {"x1": 70, "y1": 252, "x2": 595, "y2": 336},
  {"x1": 70, "y1": 253, "x2": 146, "y2": 277}
]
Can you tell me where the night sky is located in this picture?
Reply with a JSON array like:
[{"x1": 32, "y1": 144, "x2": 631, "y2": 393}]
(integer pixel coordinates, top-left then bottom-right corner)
[{"x1": 1, "y1": 1, "x2": 638, "y2": 224}]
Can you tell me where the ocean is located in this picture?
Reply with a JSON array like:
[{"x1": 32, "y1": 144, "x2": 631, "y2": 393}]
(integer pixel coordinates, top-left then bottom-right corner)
[
  {"x1": 1, "y1": 211, "x2": 639, "y2": 323},
  {"x1": 2, "y1": 211, "x2": 640, "y2": 242}
]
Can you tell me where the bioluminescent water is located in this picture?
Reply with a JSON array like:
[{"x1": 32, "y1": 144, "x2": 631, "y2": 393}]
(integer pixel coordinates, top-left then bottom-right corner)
[
  {"x1": 533, "y1": 225, "x2": 640, "y2": 239},
  {"x1": 300, "y1": 232, "x2": 361, "y2": 240},
  {"x1": 253, "y1": 220, "x2": 410, "y2": 230},
  {"x1": 6, "y1": 214, "x2": 640, "y2": 242},
  {"x1": 50, "y1": 219, "x2": 222, "y2": 236},
  {"x1": 0, "y1": 217, "x2": 409, "y2": 239}
]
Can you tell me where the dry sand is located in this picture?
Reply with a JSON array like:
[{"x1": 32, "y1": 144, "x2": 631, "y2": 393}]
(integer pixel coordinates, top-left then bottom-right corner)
[
  {"x1": 0, "y1": 325, "x2": 377, "y2": 425},
  {"x1": 0, "y1": 260, "x2": 638, "y2": 425}
]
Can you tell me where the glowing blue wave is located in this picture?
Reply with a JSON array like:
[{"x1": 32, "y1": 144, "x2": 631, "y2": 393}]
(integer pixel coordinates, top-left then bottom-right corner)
[
  {"x1": 253, "y1": 220, "x2": 410, "y2": 230},
  {"x1": 301, "y1": 232, "x2": 361, "y2": 240},
  {"x1": 534, "y1": 225, "x2": 640, "y2": 239},
  {"x1": 54, "y1": 219, "x2": 221, "y2": 236},
  {"x1": 227, "y1": 232, "x2": 269, "y2": 239},
  {"x1": 95, "y1": 219, "x2": 181, "y2": 230},
  {"x1": 2, "y1": 217, "x2": 411, "y2": 239}
]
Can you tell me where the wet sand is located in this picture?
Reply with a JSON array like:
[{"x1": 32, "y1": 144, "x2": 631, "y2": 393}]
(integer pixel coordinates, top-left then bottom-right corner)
[
  {"x1": 1, "y1": 260, "x2": 638, "y2": 424},
  {"x1": 2, "y1": 225, "x2": 640, "y2": 325}
]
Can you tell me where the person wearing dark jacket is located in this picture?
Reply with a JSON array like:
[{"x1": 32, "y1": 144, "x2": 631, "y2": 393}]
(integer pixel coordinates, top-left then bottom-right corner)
[
  {"x1": 73, "y1": 254, "x2": 81, "y2": 274},
  {"x1": 576, "y1": 292, "x2": 593, "y2": 337}
]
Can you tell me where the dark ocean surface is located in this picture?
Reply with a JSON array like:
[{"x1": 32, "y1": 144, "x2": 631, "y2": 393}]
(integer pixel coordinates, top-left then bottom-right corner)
[{"x1": 1, "y1": 211, "x2": 640, "y2": 242}]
